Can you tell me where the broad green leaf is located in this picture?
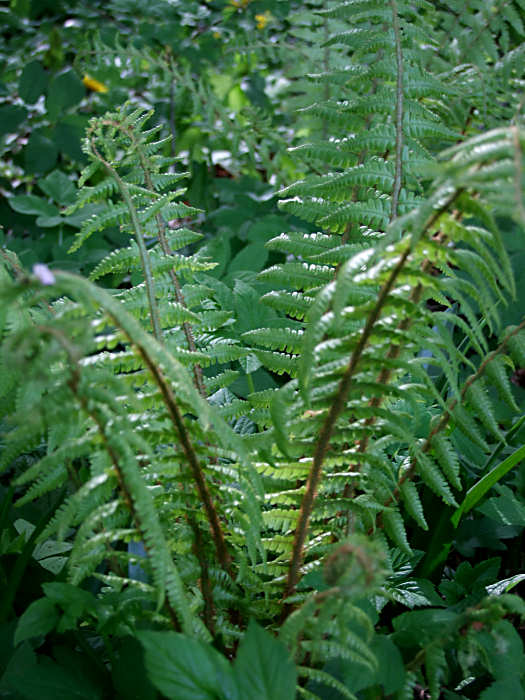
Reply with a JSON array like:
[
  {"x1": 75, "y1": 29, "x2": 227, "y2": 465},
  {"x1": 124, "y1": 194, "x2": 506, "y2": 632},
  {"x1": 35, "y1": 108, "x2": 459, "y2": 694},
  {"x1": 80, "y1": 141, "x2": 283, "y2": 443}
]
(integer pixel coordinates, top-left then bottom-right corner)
[
  {"x1": 333, "y1": 633, "x2": 405, "y2": 695},
  {"x1": 209, "y1": 72, "x2": 234, "y2": 100},
  {"x1": 0, "y1": 104, "x2": 27, "y2": 136},
  {"x1": 62, "y1": 203, "x2": 103, "y2": 229},
  {"x1": 39, "y1": 170, "x2": 76, "y2": 205},
  {"x1": 18, "y1": 61, "x2": 48, "y2": 103},
  {"x1": 393, "y1": 609, "x2": 457, "y2": 646},
  {"x1": 41, "y1": 582, "x2": 97, "y2": 632},
  {"x1": 138, "y1": 631, "x2": 238, "y2": 700},
  {"x1": 480, "y1": 679, "x2": 525, "y2": 700},
  {"x1": 233, "y1": 620, "x2": 297, "y2": 700},
  {"x1": 1, "y1": 642, "x2": 102, "y2": 700},
  {"x1": 8, "y1": 195, "x2": 59, "y2": 217},
  {"x1": 245, "y1": 215, "x2": 284, "y2": 242},
  {"x1": 37, "y1": 215, "x2": 66, "y2": 228},
  {"x1": 451, "y1": 443, "x2": 525, "y2": 527},
  {"x1": 475, "y1": 620, "x2": 524, "y2": 682},
  {"x1": 32, "y1": 538, "x2": 71, "y2": 574},
  {"x1": 228, "y1": 242, "x2": 269, "y2": 275},
  {"x1": 227, "y1": 84, "x2": 249, "y2": 112},
  {"x1": 234, "y1": 279, "x2": 277, "y2": 333},
  {"x1": 373, "y1": 636, "x2": 405, "y2": 694},
  {"x1": 238, "y1": 352, "x2": 262, "y2": 375},
  {"x1": 14, "y1": 598, "x2": 59, "y2": 646},
  {"x1": 387, "y1": 578, "x2": 444, "y2": 609},
  {"x1": 54, "y1": 115, "x2": 88, "y2": 162},
  {"x1": 112, "y1": 637, "x2": 157, "y2": 700},
  {"x1": 24, "y1": 132, "x2": 58, "y2": 174},
  {"x1": 46, "y1": 68, "x2": 85, "y2": 121}
]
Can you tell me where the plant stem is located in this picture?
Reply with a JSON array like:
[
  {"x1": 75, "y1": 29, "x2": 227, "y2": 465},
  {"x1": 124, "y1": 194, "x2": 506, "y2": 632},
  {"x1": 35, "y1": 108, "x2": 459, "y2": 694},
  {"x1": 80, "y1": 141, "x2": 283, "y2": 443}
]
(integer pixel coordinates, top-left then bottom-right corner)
[
  {"x1": 282, "y1": 245, "x2": 411, "y2": 607},
  {"x1": 133, "y1": 340, "x2": 233, "y2": 577},
  {"x1": 382, "y1": 316, "x2": 525, "y2": 513},
  {"x1": 37, "y1": 324, "x2": 187, "y2": 633},
  {"x1": 125, "y1": 123, "x2": 207, "y2": 397},
  {"x1": 283, "y1": 190, "x2": 460, "y2": 608},
  {"x1": 88, "y1": 130, "x2": 163, "y2": 342},
  {"x1": 390, "y1": 0, "x2": 404, "y2": 222}
]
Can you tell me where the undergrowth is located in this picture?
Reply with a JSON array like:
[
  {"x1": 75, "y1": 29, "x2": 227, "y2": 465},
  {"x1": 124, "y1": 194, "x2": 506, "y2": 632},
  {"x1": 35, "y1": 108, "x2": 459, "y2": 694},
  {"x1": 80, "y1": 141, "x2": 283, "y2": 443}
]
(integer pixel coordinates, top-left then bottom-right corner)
[{"x1": 1, "y1": 2, "x2": 525, "y2": 699}]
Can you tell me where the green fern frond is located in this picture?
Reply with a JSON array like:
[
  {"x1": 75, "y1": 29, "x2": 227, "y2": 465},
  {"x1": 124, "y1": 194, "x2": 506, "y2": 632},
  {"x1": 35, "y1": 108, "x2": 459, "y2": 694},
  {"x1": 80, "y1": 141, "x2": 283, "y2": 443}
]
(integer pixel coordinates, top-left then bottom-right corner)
[
  {"x1": 410, "y1": 450, "x2": 457, "y2": 507},
  {"x1": 430, "y1": 434, "x2": 461, "y2": 491},
  {"x1": 298, "y1": 666, "x2": 358, "y2": 700},
  {"x1": 68, "y1": 203, "x2": 129, "y2": 253},
  {"x1": 465, "y1": 380, "x2": 505, "y2": 442},
  {"x1": 399, "y1": 480, "x2": 428, "y2": 530},
  {"x1": 382, "y1": 508, "x2": 412, "y2": 555}
]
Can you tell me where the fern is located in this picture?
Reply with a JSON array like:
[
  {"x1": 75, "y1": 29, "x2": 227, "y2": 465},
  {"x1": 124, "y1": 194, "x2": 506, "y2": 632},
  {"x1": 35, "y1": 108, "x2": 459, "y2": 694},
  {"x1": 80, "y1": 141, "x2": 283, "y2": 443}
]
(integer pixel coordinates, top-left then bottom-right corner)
[{"x1": 1, "y1": 3, "x2": 525, "y2": 697}]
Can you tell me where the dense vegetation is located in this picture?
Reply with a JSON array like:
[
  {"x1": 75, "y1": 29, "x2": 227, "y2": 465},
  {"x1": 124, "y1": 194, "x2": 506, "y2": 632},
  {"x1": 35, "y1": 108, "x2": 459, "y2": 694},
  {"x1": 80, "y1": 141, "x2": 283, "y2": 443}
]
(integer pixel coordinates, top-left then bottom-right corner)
[{"x1": 1, "y1": 1, "x2": 525, "y2": 698}]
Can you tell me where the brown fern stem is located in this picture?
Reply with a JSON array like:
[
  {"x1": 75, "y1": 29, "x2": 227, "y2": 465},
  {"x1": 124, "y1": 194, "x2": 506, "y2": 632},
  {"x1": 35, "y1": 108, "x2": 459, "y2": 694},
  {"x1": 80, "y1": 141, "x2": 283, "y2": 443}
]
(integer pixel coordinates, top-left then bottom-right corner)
[
  {"x1": 282, "y1": 246, "x2": 411, "y2": 610},
  {"x1": 282, "y1": 190, "x2": 460, "y2": 613},
  {"x1": 132, "y1": 341, "x2": 233, "y2": 577},
  {"x1": 378, "y1": 316, "x2": 525, "y2": 517},
  {"x1": 37, "y1": 324, "x2": 183, "y2": 631}
]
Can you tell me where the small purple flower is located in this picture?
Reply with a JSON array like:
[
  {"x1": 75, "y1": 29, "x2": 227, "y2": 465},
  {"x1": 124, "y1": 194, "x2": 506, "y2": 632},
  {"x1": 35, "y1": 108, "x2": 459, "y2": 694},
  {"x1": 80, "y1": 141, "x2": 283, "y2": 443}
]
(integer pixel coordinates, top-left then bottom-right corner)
[{"x1": 32, "y1": 263, "x2": 56, "y2": 286}]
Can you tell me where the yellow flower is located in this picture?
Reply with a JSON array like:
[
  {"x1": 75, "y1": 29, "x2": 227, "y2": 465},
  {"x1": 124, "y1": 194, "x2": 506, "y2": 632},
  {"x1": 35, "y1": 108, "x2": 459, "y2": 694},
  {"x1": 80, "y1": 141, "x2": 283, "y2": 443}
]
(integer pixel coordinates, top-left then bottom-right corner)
[
  {"x1": 255, "y1": 11, "x2": 270, "y2": 30},
  {"x1": 82, "y1": 74, "x2": 108, "y2": 93},
  {"x1": 213, "y1": 31, "x2": 221, "y2": 39},
  {"x1": 229, "y1": 0, "x2": 250, "y2": 7}
]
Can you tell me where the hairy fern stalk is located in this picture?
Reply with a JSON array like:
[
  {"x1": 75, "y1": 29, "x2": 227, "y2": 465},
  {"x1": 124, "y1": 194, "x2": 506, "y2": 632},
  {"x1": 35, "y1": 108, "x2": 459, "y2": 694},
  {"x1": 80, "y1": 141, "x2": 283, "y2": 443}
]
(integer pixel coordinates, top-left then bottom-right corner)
[{"x1": 1, "y1": 1, "x2": 525, "y2": 696}]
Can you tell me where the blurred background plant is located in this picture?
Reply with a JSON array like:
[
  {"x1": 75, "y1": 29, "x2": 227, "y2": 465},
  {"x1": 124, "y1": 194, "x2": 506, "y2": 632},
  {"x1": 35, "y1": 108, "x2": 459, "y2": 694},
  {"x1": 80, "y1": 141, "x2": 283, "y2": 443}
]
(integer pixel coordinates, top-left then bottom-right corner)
[{"x1": 0, "y1": 0, "x2": 304, "y2": 276}]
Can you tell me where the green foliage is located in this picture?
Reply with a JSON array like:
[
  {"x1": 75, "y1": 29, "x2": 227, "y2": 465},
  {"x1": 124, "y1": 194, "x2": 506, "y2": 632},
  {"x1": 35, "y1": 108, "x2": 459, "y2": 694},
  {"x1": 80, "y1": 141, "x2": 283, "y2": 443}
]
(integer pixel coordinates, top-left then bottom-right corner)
[
  {"x1": 0, "y1": 0, "x2": 294, "y2": 275},
  {"x1": 1, "y1": 1, "x2": 525, "y2": 698},
  {"x1": 138, "y1": 621, "x2": 297, "y2": 700}
]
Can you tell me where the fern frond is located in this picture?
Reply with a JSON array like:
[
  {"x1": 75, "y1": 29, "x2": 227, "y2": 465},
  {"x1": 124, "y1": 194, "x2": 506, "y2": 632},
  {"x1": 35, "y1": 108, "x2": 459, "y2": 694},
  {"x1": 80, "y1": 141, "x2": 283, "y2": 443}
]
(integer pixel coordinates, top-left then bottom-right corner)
[
  {"x1": 298, "y1": 666, "x2": 358, "y2": 700},
  {"x1": 68, "y1": 202, "x2": 129, "y2": 253}
]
